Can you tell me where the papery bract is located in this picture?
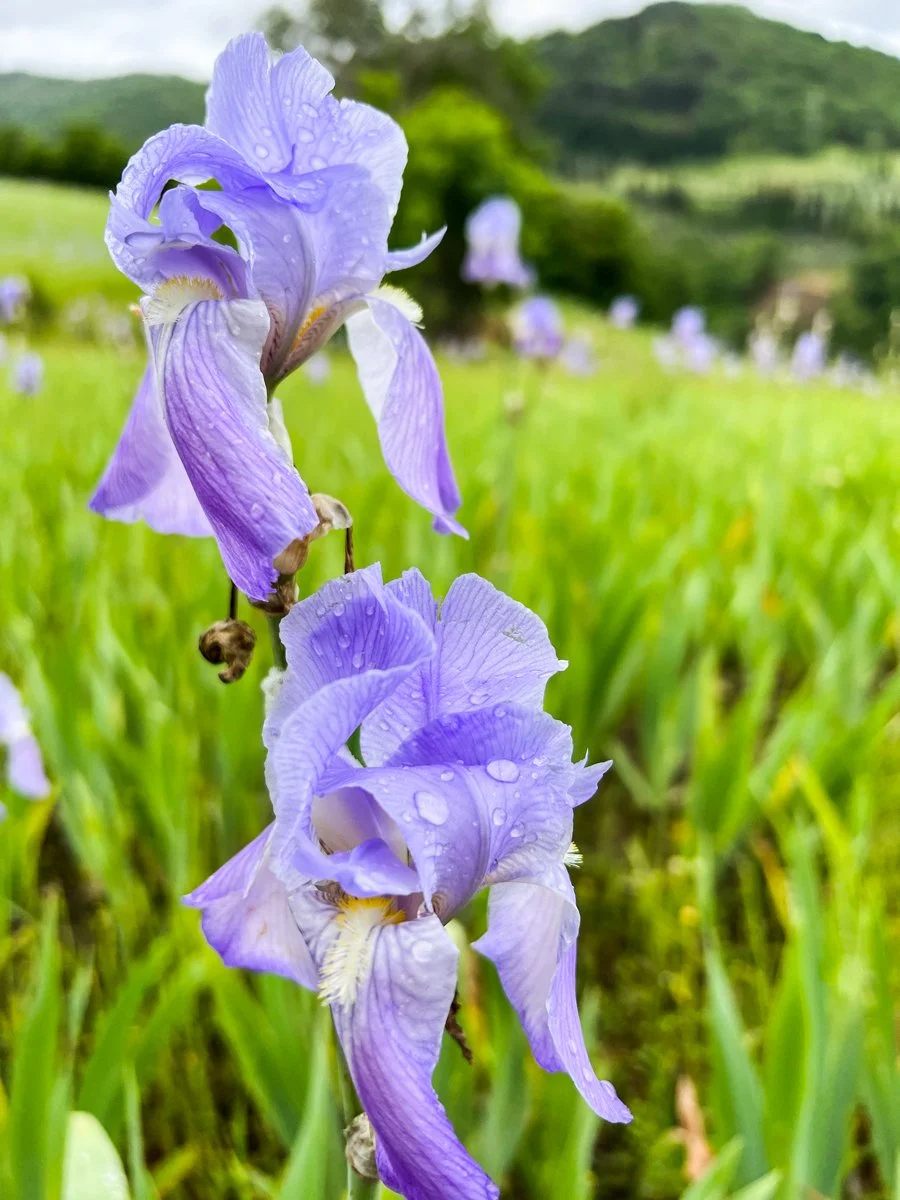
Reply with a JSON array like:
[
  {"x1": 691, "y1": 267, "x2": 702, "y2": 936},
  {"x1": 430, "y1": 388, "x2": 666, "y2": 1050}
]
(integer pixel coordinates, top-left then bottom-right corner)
[{"x1": 186, "y1": 565, "x2": 631, "y2": 1200}]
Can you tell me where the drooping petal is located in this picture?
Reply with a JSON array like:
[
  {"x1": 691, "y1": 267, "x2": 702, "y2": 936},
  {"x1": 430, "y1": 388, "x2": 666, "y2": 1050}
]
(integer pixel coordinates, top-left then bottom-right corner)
[
  {"x1": 473, "y1": 868, "x2": 632, "y2": 1125},
  {"x1": 89, "y1": 363, "x2": 213, "y2": 538},
  {"x1": 263, "y1": 568, "x2": 435, "y2": 890},
  {"x1": 346, "y1": 296, "x2": 464, "y2": 537},
  {"x1": 144, "y1": 297, "x2": 317, "y2": 600},
  {"x1": 184, "y1": 825, "x2": 318, "y2": 988},
  {"x1": 385, "y1": 228, "x2": 446, "y2": 274},
  {"x1": 334, "y1": 705, "x2": 577, "y2": 917},
  {"x1": 361, "y1": 571, "x2": 564, "y2": 766},
  {"x1": 289, "y1": 890, "x2": 498, "y2": 1200}
]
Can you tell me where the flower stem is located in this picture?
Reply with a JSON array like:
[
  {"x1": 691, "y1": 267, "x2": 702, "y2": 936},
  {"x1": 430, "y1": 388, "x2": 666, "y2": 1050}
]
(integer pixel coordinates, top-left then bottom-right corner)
[{"x1": 267, "y1": 613, "x2": 287, "y2": 669}]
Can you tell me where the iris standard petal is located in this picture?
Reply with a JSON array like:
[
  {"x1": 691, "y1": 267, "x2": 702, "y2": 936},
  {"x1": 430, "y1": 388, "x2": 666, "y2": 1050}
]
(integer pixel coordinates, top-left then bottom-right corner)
[
  {"x1": 205, "y1": 33, "x2": 296, "y2": 173},
  {"x1": 191, "y1": 188, "x2": 317, "y2": 379},
  {"x1": 145, "y1": 296, "x2": 317, "y2": 600},
  {"x1": 184, "y1": 825, "x2": 318, "y2": 988},
  {"x1": 289, "y1": 891, "x2": 498, "y2": 1200},
  {"x1": 263, "y1": 569, "x2": 435, "y2": 889},
  {"x1": 89, "y1": 363, "x2": 213, "y2": 538},
  {"x1": 361, "y1": 571, "x2": 564, "y2": 766},
  {"x1": 473, "y1": 869, "x2": 632, "y2": 1124},
  {"x1": 346, "y1": 296, "x2": 465, "y2": 538},
  {"x1": 336, "y1": 705, "x2": 576, "y2": 917}
]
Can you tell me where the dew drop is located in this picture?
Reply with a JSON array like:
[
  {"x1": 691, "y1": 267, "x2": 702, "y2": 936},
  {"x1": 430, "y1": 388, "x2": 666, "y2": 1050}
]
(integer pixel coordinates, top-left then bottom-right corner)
[
  {"x1": 351, "y1": 652, "x2": 364, "y2": 669},
  {"x1": 411, "y1": 939, "x2": 433, "y2": 963},
  {"x1": 337, "y1": 634, "x2": 350, "y2": 649},
  {"x1": 249, "y1": 502, "x2": 263, "y2": 520},
  {"x1": 486, "y1": 759, "x2": 520, "y2": 783},
  {"x1": 468, "y1": 690, "x2": 488, "y2": 706},
  {"x1": 255, "y1": 143, "x2": 270, "y2": 159},
  {"x1": 582, "y1": 1066, "x2": 594, "y2": 1082},
  {"x1": 413, "y1": 790, "x2": 449, "y2": 825},
  {"x1": 282, "y1": 233, "x2": 292, "y2": 243},
  {"x1": 509, "y1": 822, "x2": 524, "y2": 839},
  {"x1": 492, "y1": 807, "x2": 507, "y2": 827},
  {"x1": 332, "y1": 602, "x2": 345, "y2": 616},
  {"x1": 297, "y1": 127, "x2": 315, "y2": 143},
  {"x1": 494, "y1": 705, "x2": 507, "y2": 718},
  {"x1": 310, "y1": 154, "x2": 327, "y2": 169}
]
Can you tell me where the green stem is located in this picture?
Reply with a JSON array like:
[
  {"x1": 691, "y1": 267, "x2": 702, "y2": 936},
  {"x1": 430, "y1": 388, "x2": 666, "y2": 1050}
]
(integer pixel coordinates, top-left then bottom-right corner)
[{"x1": 267, "y1": 613, "x2": 287, "y2": 669}]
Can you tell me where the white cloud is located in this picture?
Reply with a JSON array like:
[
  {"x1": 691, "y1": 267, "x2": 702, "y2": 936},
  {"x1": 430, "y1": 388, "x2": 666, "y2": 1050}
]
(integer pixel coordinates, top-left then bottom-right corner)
[{"x1": 0, "y1": 0, "x2": 897, "y2": 80}]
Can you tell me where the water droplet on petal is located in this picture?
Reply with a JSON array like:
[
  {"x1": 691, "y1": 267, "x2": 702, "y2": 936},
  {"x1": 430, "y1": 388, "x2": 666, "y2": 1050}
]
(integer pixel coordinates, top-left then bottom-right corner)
[
  {"x1": 440, "y1": 769, "x2": 455, "y2": 782},
  {"x1": 332, "y1": 602, "x2": 345, "y2": 616},
  {"x1": 414, "y1": 791, "x2": 449, "y2": 825},
  {"x1": 509, "y1": 822, "x2": 524, "y2": 839},
  {"x1": 249, "y1": 502, "x2": 264, "y2": 520},
  {"x1": 337, "y1": 634, "x2": 350, "y2": 649},
  {"x1": 492, "y1": 807, "x2": 507, "y2": 826},
  {"x1": 255, "y1": 144, "x2": 270, "y2": 159},
  {"x1": 410, "y1": 938, "x2": 433, "y2": 963},
  {"x1": 351, "y1": 652, "x2": 364, "y2": 669},
  {"x1": 468, "y1": 690, "x2": 488, "y2": 706},
  {"x1": 297, "y1": 127, "x2": 315, "y2": 143},
  {"x1": 494, "y1": 706, "x2": 507, "y2": 718},
  {"x1": 310, "y1": 154, "x2": 327, "y2": 169},
  {"x1": 486, "y1": 759, "x2": 519, "y2": 783},
  {"x1": 283, "y1": 233, "x2": 292, "y2": 243}
]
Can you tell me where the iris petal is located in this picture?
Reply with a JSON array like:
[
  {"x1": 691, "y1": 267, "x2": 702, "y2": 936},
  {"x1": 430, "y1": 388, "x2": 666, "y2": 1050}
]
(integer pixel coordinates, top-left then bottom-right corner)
[
  {"x1": 289, "y1": 891, "x2": 499, "y2": 1200},
  {"x1": 145, "y1": 296, "x2": 317, "y2": 600},
  {"x1": 346, "y1": 296, "x2": 465, "y2": 539},
  {"x1": 90, "y1": 363, "x2": 213, "y2": 537},
  {"x1": 473, "y1": 868, "x2": 632, "y2": 1124},
  {"x1": 361, "y1": 570, "x2": 564, "y2": 766}
]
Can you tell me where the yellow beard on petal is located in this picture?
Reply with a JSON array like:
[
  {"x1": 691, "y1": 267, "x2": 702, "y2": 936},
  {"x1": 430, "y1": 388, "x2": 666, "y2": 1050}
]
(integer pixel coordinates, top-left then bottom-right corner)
[
  {"x1": 143, "y1": 276, "x2": 225, "y2": 326},
  {"x1": 318, "y1": 895, "x2": 406, "y2": 1009},
  {"x1": 291, "y1": 303, "x2": 329, "y2": 354}
]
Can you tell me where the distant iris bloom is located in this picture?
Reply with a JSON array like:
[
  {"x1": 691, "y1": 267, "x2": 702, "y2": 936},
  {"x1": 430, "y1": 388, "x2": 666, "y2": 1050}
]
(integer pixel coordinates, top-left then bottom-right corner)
[
  {"x1": 559, "y1": 331, "x2": 598, "y2": 376},
  {"x1": 186, "y1": 565, "x2": 631, "y2": 1199},
  {"x1": 0, "y1": 276, "x2": 29, "y2": 324},
  {"x1": 671, "y1": 306, "x2": 705, "y2": 345},
  {"x1": 608, "y1": 295, "x2": 639, "y2": 329},
  {"x1": 90, "y1": 34, "x2": 463, "y2": 602},
  {"x1": 12, "y1": 351, "x2": 43, "y2": 396},
  {"x1": 462, "y1": 196, "x2": 533, "y2": 289},
  {"x1": 748, "y1": 328, "x2": 779, "y2": 377},
  {"x1": 791, "y1": 330, "x2": 826, "y2": 382},
  {"x1": 0, "y1": 673, "x2": 50, "y2": 803},
  {"x1": 511, "y1": 296, "x2": 565, "y2": 361}
]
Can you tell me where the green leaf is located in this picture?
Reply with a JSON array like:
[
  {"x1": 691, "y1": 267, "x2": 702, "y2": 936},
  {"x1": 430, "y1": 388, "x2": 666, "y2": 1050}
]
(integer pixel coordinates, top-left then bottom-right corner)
[{"x1": 62, "y1": 1113, "x2": 130, "y2": 1200}]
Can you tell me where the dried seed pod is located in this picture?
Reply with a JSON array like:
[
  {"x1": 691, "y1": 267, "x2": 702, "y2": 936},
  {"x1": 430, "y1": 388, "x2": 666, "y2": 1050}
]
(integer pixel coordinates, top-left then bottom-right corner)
[{"x1": 198, "y1": 619, "x2": 257, "y2": 684}]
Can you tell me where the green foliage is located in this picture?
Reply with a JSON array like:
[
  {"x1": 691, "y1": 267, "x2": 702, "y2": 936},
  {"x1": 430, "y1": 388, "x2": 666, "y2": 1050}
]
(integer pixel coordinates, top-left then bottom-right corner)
[
  {"x1": 832, "y1": 232, "x2": 900, "y2": 362},
  {"x1": 535, "y1": 1, "x2": 900, "y2": 168},
  {"x1": 1, "y1": 177, "x2": 900, "y2": 1198}
]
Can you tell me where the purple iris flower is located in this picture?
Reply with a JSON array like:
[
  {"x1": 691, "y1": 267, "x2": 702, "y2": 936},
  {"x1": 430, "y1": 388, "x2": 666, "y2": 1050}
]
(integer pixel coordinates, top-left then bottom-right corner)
[
  {"x1": 186, "y1": 565, "x2": 631, "y2": 1199},
  {"x1": 0, "y1": 276, "x2": 29, "y2": 325},
  {"x1": 12, "y1": 351, "x2": 43, "y2": 396},
  {"x1": 684, "y1": 331, "x2": 718, "y2": 374},
  {"x1": 791, "y1": 330, "x2": 826, "y2": 382},
  {"x1": 511, "y1": 296, "x2": 565, "y2": 361},
  {"x1": 0, "y1": 673, "x2": 51, "y2": 802},
  {"x1": 608, "y1": 295, "x2": 639, "y2": 330},
  {"x1": 89, "y1": 34, "x2": 463, "y2": 602},
  {"x1": 462, "y1": 197, "x2": 533, "y2": 290},
  {"x1": 559, "y1": 332, "x2": 598, "y2": 376},
  {"x1": 671, "y1": 306, "x2": 705, "y2": 346}
]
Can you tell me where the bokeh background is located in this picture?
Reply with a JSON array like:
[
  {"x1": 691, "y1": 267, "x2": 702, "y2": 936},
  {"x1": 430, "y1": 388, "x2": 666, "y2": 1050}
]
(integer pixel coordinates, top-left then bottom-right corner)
[{"x1": 1, "y1": 2, "x2": 900, "y2": 1198}]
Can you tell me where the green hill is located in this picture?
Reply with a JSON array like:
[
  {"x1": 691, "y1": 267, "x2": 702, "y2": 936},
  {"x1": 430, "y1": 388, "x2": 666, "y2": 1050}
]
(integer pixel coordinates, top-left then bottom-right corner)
[
  {"x1": 534, "y1": 1, "x2": 900, "y2": 167},
  {"x1": 0, "y1": 72, "x2": 205, "y2": 151}
]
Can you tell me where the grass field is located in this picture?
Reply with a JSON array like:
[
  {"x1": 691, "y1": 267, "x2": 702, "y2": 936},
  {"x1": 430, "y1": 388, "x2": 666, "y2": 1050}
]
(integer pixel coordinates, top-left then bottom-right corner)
[{"x1": 1, "y1": 179, "x2": 899, "y2": 1199}]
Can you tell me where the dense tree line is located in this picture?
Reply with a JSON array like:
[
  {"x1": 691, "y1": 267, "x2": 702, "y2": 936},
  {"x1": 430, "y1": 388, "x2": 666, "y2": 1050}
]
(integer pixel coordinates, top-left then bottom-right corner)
[{"x1": 0, "y1": 124, "x2": 128, "y2": 189}]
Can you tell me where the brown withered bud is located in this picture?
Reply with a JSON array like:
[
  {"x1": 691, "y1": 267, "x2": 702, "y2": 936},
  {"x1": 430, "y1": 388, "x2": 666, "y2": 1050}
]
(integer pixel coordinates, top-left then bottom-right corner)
[
  {"x1": 344, "y1": 1113, "x2": 379, "y2": 1181},
  {"x1": 198, "y1": 619, "x2": 257, "y2": 684}
]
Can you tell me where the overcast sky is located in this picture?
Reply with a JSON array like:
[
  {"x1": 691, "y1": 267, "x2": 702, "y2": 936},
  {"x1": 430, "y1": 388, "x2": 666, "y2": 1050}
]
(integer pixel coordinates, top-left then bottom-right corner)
[{"x1": 1, "y1": 0, "x2": 898, "y2": 80}]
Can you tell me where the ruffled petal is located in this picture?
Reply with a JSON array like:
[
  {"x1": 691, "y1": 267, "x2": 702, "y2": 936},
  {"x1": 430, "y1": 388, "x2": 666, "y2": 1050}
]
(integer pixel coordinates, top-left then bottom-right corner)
[
  {"x1": 335, "y1": 705, "x2": 576, "y2": 917},
  {"x1": 361, "y1": 571, "x2": 564, "y2": 766},
  {"x1": 263, "y1": 568, "x2": 435, "y2": 890},
  {"x1": 144, "y1": 297, "x2": 317, "y2": 600},
  {"x1": 346, "y1": 296, "x2": 464, "y2": 537},
  {"x1": 184, "y1": 825, "x2": 318, "y2": 989},
  {"x1": 473, "y1": 868, "x2": 632, "y2": 1124},
  {"x1": 89, "y1": 362, "x2": 213, "y2": 538},
  {"x1": 205, "y1": 33, "x2": 297, "y2": 173},
  {"x1": 289, "y1": 891, "x2": 498, "y2": 1200}
]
